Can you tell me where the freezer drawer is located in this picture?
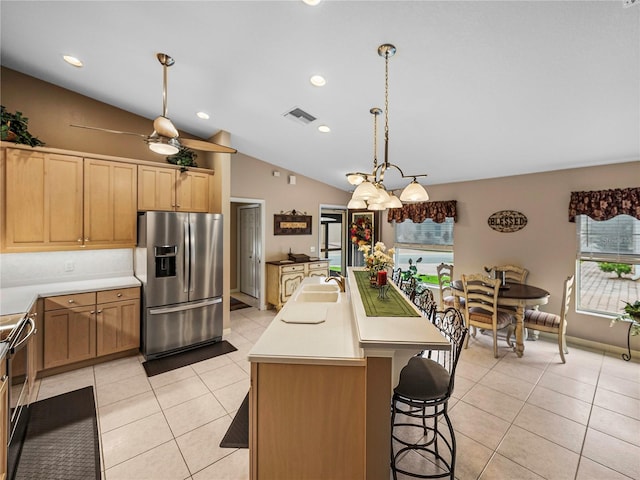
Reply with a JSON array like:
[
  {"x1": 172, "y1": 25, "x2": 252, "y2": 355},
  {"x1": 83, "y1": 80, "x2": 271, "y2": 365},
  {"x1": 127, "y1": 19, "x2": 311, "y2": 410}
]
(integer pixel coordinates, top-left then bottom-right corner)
[{"x1": 142, "y1": 298, "x2": 223, "y2": 359}]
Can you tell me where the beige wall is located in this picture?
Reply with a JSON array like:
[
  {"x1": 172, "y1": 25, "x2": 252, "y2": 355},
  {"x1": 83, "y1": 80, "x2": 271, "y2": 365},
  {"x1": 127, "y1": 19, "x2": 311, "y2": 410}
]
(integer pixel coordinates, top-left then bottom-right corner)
[
  {"x1": 230, "y1": 153, "x2": 351, "y2": 262},
  {"x1": 1, "y1": 67, "x2": 211, "y2": 167},
  {"x1": 380, "y1": 162, "x2": 640, "y2": 350}
]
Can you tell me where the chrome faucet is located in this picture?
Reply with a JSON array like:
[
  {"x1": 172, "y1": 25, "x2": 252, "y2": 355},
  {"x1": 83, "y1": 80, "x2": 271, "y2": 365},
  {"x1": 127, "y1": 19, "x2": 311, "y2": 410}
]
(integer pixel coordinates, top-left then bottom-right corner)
[{"x1": 325, "y1": 275, "x2": 346, "y2": 292}]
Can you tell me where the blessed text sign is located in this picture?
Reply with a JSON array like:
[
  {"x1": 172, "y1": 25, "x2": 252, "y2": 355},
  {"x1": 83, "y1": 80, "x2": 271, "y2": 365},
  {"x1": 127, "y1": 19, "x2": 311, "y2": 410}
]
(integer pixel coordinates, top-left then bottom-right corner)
[{"x1": 487, "y1": 210, "x2": 528, "y2": 233}]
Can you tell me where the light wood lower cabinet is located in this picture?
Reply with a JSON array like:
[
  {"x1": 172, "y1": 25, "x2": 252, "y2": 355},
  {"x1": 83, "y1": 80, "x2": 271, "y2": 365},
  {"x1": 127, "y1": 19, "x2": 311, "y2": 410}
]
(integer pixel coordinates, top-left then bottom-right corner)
[
  {"x1": 43, "y1": 288, "x2": 140, "y2": 370},
  {"x1": 0, "y1": 358, "x2": 7, "y2": 480},
  {"x1": 96, "y1": 289, "x2": 140, "y2": 356},
  {"x1": 266, "y1": 260, "x2": 330, "y2": 310}
]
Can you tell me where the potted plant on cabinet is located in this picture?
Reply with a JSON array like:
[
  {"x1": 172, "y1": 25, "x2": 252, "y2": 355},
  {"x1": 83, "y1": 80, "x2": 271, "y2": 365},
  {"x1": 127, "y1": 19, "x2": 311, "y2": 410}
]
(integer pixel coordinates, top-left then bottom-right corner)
[
  {"x1": 166, "y1": 147, "x2": 197, "y2": 172},
  {"x1": 1, "y1": 105, "x2": 45, "y2": 147}
]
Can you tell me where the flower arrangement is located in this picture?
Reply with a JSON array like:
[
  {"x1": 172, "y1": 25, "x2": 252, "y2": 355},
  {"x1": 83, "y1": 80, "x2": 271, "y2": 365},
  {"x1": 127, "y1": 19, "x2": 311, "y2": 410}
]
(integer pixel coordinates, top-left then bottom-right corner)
[
  {"x1": 350, "y1": 216, "x2": 372, "y2": 246},
  {"x1": 359, "y1": 241, "x2": 395, "y2": 273}
]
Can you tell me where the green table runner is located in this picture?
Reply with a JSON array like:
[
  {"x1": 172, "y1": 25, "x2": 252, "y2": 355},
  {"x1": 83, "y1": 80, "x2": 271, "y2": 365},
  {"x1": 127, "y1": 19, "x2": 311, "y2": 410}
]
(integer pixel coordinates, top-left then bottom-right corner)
[{"x1": 353, "y1": 271, "x2": 420, "y2": 317}]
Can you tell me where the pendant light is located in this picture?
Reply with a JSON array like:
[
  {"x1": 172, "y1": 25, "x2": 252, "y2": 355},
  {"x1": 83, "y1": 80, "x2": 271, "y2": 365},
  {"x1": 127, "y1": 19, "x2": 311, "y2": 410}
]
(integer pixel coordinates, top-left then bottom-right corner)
[{"x1": 345, "y1": 44, "x2": 430, "y2": 209}]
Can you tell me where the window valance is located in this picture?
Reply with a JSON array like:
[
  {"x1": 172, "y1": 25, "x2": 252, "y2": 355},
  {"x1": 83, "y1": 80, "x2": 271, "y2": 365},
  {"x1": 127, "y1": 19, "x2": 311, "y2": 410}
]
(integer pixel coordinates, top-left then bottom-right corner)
[
  {"x1": 387, "y1": 200, "x2": 457, "y2": 224},
  {"x1": 568, "y1": 187, "x2": 640, "y2": 222}
]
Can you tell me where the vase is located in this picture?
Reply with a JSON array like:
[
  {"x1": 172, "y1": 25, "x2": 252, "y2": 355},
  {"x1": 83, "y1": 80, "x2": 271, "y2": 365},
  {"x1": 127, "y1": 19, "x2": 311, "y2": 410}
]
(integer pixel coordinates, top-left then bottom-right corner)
[{"x1": 369, "y1": 272, "x2": 378, "y2": 287}]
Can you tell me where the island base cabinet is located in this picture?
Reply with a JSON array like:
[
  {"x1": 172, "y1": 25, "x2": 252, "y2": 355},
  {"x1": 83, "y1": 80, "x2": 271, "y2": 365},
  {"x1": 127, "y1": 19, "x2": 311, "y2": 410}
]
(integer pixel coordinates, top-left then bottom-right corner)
[{"x1": 250, "y1": 362, "x2": 367, "y2": 479}]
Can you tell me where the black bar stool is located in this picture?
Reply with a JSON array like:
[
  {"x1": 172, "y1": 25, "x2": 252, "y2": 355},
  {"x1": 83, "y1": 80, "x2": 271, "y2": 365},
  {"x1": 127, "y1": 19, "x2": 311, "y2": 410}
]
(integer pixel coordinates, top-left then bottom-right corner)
[{"x1": 390, "y1": 307, "x2": 468, "y2": 479}]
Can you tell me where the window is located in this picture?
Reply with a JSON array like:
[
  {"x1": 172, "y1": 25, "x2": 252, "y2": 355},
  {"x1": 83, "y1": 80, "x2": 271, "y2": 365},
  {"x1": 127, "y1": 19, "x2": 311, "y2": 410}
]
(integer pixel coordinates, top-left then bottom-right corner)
[
  {"x1": 393, "y1": 218, "x2": 454, "y2": 284},
  {"x1": 576, "y1": 214, "x2": 640, "y2": 316}
]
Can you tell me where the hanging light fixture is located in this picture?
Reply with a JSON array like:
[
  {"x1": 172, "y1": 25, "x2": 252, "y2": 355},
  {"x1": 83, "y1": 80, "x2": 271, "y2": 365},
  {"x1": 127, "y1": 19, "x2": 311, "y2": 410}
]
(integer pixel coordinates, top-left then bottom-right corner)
[{"x1": 346, "y1": 44, "x2": 429, "y2": 209}]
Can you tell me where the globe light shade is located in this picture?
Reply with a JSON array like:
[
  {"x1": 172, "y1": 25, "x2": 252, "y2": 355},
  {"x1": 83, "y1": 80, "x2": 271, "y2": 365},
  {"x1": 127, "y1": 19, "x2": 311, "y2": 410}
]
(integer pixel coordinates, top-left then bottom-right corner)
[
  {"x1": 384, "y1": 193, "x2": 403, "y2": 209},
  {"x1": 347, "y1": 198, "x2": 367, "y2": 209},
  {"x1": 399, "y1": 180, "x2": 429, "y2": 203},
  {"x1": 367, "y1": 202, "x2": 385, "y2": 211},
  {"x1": 347, "y1": 174, "x2": 365, "y2": 185},
  {"x1": 375, "y1": 187, "x2": 391, "y2": 204},
  {"x1": 352, "y1": 181, "x2": 379, "y2": 201}
]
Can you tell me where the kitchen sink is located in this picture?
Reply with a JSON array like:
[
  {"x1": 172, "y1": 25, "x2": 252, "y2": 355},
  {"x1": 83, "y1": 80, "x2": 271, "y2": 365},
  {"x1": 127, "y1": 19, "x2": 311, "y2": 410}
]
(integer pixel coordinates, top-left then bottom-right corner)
[
  {"x1": 295, "y1": 291, "x2": 340, "y2": 303},
  {"x1": 301, "y1": 284, "x2": 341, "y2": 292}
]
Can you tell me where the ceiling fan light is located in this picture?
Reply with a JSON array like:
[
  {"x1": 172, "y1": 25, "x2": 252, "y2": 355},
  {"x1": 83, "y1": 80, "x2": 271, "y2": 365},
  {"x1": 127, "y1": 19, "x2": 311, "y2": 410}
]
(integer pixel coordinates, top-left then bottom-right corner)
[
  {"x1": 347, "y1": 198, "x2": 367, "y2": 209},
  {"x1": 347, "y1": 174, "x2": 365, "y2": 186},
  {"x1": 352, "y1": 181, "x2": 378, "y2": 201},
  {"x1": 399, "y1": 180, "x2": 430, "y2": 203},
  {"x1": 148, "y1": 137, "x2": 180, "y2": 155}
]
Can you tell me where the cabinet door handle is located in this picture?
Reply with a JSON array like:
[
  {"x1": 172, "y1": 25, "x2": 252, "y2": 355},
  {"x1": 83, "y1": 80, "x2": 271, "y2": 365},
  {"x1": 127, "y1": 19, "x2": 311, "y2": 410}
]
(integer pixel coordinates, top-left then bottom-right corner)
[
  {"x1": 68, "y1": 299, "x2": 75, "y2": 304},
  {"x1": 90, "y1": 310, "x2": 95, "y2": 314},
  {"x1": 97, "y1": 310, "x2": 103, "y2": 314},
  {"x1": 84, "y1": 237, "x2": 89, "y2": 242},
  {"x1": 117, "y1": 293, "x2": 123, "y2": 298},
  {"x1": 77, "y1": 238, "x2": 82, "y2": 243}
]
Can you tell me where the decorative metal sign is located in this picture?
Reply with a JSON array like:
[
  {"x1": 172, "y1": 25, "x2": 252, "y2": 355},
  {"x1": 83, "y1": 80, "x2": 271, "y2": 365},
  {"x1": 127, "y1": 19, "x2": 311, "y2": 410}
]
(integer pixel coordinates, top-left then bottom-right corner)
[
  {"x1": 487, "y1": 210, "x2": 528, "y2": 233},
  {"x1": 274, "y1": 209, "x2": 312, "y2": 235}
]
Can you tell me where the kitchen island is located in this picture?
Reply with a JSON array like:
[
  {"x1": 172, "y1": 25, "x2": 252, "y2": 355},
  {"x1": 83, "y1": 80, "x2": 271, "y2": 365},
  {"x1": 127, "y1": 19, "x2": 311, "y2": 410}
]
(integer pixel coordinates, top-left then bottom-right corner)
[{"x1": 248, "y1": 268, "x2": 449, "y2": 479}]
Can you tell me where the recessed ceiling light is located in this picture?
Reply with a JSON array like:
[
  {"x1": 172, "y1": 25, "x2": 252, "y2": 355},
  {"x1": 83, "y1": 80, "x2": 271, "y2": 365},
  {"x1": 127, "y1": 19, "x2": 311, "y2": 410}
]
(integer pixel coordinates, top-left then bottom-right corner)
[
  {"x1": 309, "y1": 75, "x2": 326, "y2": 87},
  {"x1": 302, "y1": 0, "x2": 322, "y2": 5},
  {"x1": 196, "y1": 111, "x2": 210, "y2": 120},
  {"x1": 63, "y1": 55, "x2": 83, "y2": 67},
  {"x1": 318, "y1": 125, "x2": 330, "y2": 133}
]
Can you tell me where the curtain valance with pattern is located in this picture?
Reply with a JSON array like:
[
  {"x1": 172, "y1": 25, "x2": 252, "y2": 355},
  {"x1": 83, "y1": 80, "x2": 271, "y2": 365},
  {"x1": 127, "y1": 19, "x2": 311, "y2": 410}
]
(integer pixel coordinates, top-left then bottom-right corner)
[
  {"x1": 387, "y1": 200, "x2": 457, "y2": 224},
  {"x1": 568, "y1": 187, "x2": 640, "y2": 222}
]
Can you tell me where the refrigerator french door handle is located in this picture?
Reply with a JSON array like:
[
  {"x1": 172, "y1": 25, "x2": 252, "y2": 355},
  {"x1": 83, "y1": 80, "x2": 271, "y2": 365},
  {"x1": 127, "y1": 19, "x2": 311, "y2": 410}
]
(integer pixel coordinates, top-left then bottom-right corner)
[
  {"x1": 183, "y1": 220, "x2": 190, "y2": 293},
  {"x1": 189, "y1": 219, "x2": 196, "y2": 293},
  {"x1": 148, "y1": 297, "x2": 222, "y2": 315}
]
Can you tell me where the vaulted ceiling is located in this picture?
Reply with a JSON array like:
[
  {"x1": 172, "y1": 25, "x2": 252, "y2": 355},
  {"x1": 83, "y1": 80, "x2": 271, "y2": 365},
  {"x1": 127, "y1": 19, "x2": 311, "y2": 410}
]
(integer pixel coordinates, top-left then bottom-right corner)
[{"x1": 1, "y1": 1, "x2": 638, "y2": 191}]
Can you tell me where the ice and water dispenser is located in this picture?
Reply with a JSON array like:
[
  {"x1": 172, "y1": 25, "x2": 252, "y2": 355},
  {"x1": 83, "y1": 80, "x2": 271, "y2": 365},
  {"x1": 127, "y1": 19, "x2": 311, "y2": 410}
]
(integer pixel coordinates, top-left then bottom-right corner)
[{"x1": 154, "y1": 245, "x2": 177, "y2": 278}]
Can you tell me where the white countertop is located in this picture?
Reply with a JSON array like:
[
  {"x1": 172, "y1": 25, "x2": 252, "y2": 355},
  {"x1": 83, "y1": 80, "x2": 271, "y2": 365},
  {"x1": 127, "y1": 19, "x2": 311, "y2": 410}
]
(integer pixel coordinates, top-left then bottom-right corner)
[
  {"x1": 248, "y1": 277, "x2": 364, "y2": 366},
  {"x1": 347, "y1": 268, "x2": 451, "y2": 352},
  {"x1": 0, "y1": 276, "x2": 141, "y2": 316},
  {"x1": 248, "y1": 270, "x2": 450, "y2": 366}
]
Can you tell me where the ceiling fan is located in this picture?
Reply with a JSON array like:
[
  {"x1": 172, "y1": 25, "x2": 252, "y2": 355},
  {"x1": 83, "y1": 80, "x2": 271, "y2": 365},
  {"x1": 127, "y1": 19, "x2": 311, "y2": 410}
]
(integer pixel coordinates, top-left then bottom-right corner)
[{"x1": 71, "y1": 53, "x2": 237, "y2": 155}]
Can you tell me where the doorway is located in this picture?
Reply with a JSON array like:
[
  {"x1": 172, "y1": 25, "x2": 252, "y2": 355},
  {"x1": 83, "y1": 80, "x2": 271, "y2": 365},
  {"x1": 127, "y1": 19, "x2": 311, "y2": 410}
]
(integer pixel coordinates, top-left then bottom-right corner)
[
  {"x1": 319, "y1": 206, "x2": 347, "y2": 276},
  {"x1": 231, "y1": 198, "x2": 266, "y2": 309}
]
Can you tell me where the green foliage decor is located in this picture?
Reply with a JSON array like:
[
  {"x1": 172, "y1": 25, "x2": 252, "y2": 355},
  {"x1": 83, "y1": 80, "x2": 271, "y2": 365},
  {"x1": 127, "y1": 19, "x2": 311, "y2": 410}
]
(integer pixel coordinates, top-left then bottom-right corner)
[
  {"x1": 1, "y1": 105, "x2": 45, "y2": 147},
  {"x1": 166, "y1": 147, "x2": 197, "y2": 172},
  {"x1": 598, "y1": 262, "x2": 632, "y2": 278},
  {"x1": 610, "y1": 300, "x2": 640, "y2": 336}
]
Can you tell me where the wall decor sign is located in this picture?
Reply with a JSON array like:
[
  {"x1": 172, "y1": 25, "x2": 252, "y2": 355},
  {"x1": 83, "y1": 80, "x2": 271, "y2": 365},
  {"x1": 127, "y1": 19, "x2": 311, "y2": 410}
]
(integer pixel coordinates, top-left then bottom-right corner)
[
  {"x1": 274, "y1": 210, "x2": 312, "y2": 235},
  {"x1": 487, "y1": 210, "x2": 528, "y2": 233}
]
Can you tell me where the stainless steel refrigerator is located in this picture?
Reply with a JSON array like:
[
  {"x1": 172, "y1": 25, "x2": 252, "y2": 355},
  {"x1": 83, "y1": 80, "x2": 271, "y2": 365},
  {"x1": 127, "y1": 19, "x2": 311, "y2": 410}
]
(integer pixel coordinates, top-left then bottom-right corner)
[{"x1": 135, "y1": 211, "x2": 223, "y2": 359}]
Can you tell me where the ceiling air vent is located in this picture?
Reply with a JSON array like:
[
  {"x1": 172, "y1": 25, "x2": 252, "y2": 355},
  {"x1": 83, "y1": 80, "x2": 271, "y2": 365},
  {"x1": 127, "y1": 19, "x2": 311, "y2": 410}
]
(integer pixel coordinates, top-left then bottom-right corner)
[{"x1": 283, "y1": 107, "x2": 317, "y2": 125}]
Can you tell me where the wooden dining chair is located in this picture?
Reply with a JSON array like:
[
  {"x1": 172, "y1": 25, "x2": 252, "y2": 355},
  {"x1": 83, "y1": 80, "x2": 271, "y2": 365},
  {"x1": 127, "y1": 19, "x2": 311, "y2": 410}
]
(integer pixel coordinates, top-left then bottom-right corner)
[
  {"x1": 483, "y1": 264, "x2": 529, "y2": 284},
  {"x1": 507, "y1": 275, "x2": 575, "y2": 363},
  {"x1": 462, "y1": 273, "x2": 514, "y2": 358},
  {"x1": 437, "y1": 263, "x2": 464, "y2": 310}
]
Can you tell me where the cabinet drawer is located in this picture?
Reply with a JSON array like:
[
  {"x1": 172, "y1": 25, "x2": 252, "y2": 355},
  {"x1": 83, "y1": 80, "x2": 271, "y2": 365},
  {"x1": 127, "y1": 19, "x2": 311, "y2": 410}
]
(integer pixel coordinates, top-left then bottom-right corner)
[
  {"x1": 282, "y1": 265, "x2": 305, "y2": 273},
  {"x1": 97, "y1": 287, "x2": 140, "y2": 304},
  {"x1": 308, "y1": 262, "x2": 329, "y2": 270},
  {"x1": 44, "y1": 292, "x2": 96, "y2": 311}
]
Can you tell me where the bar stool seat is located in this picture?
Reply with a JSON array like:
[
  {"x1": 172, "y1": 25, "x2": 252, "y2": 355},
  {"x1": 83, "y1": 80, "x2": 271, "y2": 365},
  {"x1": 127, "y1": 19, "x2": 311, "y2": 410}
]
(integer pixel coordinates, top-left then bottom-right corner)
[{"x1": 390, "y1": 307, "x2": 468, "y2": 479}]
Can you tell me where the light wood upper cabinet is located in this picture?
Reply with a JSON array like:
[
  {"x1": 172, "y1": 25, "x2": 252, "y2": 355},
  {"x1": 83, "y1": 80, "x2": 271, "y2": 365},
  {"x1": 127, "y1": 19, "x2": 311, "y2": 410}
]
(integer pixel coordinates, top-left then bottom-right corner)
[
  {"x1": 3, "y1": 149, "x2": 83, "y2": 251},
  {"x1": 137, "y1": 165, "x2": 176, "y2": 211},
  {"x1": 176, "y1": 170, "x2": 210, "y2": 212},
  {"x1": 84, "y1": 159, "x2": 137, "y2": 247},
  {"x1": 138, "y1": 165, "x2": 211, "y2": 212},
  {"x1": 2, "y1": 149, "x2": 137, "y2": 251}
]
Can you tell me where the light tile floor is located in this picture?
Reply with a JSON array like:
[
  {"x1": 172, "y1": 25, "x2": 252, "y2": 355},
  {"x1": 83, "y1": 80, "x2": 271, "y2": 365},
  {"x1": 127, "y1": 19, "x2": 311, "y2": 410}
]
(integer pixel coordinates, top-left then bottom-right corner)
[{"x1": 31, "y1": 306, "x2": 640, "y2": 480}]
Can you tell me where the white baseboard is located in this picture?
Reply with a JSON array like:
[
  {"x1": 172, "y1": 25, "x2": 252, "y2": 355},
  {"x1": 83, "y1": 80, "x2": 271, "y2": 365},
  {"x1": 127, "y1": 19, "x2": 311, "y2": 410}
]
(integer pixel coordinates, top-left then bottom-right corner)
[{"x1": 560, "y1": 333, "x2": 640, "y2": 360}]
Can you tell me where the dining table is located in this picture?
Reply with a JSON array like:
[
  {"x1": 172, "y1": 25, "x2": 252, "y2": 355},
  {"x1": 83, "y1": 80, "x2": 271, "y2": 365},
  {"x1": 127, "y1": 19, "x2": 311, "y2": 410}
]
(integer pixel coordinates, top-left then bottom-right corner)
[{"x1": 450, "y1": 279, "x2": 550, "y2": 357}]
